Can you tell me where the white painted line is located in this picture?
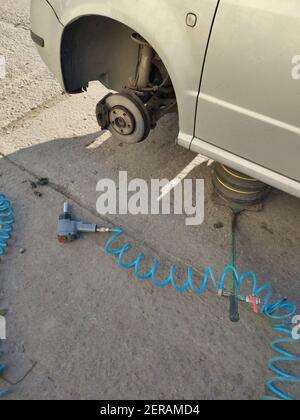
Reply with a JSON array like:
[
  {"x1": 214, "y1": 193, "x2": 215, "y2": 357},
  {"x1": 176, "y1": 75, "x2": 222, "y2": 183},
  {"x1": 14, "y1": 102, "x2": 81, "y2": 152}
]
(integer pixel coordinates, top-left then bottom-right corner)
[
  {"x1": 158, "y1": 154, "x2": 209, "y2": 201},
  {"x1": 86, "y1": 130, "x2": 112, "y2": 149}
]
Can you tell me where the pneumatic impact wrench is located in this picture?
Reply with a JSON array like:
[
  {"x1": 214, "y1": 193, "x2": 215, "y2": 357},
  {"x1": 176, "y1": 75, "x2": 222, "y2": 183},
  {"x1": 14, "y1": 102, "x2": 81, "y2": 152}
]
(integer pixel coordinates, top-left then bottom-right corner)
[{"x1": 57, "y1": 202, "x2": 112, "y2": 243}]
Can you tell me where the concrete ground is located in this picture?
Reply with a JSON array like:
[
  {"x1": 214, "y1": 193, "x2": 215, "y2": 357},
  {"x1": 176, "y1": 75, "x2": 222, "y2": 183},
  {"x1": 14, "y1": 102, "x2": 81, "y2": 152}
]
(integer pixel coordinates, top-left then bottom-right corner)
[{"x1": 0, "y1": 1, "x2": 299, "y2": 400}]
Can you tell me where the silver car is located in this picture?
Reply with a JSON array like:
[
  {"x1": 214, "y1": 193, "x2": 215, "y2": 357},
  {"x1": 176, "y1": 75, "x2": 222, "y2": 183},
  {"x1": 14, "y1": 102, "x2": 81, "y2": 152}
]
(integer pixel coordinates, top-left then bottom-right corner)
[{"x1": 30, "y1": 0, "x2": 300, "y2": 198}]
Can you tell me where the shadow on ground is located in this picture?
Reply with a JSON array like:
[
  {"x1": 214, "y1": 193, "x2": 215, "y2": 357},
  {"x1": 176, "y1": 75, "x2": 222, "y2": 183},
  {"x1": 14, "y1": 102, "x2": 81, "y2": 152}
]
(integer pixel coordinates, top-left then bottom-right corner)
[{"x1": 0, "y1": 105, "x2": 299, "y2": 400}]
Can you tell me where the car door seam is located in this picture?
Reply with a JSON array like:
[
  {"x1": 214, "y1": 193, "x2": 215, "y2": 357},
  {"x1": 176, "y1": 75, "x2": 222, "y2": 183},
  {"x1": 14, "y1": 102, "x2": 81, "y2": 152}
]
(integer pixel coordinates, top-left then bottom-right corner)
[{"x1": 192, "y1": 0, "x2": 221, "y2": 143}]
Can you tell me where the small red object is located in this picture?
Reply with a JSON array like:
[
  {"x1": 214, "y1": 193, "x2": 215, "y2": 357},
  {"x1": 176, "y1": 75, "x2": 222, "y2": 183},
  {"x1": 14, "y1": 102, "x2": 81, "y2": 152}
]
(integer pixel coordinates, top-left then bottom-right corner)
[
  {"x1": 58, "y1": 235, "x2": 66, "y2": 244},
  {"x1": 248, "y1": 295, "x2": 258, "y2": 313}
]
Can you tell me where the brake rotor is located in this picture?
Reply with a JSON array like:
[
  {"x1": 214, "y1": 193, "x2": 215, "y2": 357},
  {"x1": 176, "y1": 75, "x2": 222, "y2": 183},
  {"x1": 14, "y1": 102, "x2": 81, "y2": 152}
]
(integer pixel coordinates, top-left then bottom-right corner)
[{"x1": 96, "y1": 92, "x2": 151, "y2": 144}]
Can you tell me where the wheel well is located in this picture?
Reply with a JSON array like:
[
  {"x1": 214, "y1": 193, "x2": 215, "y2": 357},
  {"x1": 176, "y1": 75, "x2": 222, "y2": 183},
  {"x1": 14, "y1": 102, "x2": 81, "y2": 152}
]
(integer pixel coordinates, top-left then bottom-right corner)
[
  {"x1": 61, "y1": 15, "x2": 141, "y2": 93},
  {"x1": 64, "y1": 15, "x2": 177, "y2": 94}
]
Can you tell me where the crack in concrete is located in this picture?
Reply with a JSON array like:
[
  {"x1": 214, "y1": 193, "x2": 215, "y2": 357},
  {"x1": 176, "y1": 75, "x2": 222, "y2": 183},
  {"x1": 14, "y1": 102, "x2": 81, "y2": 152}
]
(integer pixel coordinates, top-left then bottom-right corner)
[
  {"x1": 2, "y1": 361, "x2": 38, "y2": 387},
  {"x1": 0, "y1": 17, "x2": 30, "y2": 31}
]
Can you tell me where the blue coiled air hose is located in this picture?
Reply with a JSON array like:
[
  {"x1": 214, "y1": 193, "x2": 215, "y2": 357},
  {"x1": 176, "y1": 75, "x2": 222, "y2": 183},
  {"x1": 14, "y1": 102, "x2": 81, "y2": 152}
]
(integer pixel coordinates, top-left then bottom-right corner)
[
  {"x1": 104, "y1": 228, "x2": 300, "y2": 400},
  {"x1": 0, "y1": 194, "x2": 14, "y2": 255},
  {"x1": 0, "y1": 193, "x2": 14, "y2": 398},
  {"x1": 2, "y1": 195, "x2": 298, "y2": 399}
]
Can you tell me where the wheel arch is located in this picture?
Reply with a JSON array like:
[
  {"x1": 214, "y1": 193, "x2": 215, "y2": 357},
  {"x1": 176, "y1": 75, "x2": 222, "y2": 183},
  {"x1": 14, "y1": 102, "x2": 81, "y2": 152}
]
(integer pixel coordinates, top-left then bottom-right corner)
[{"x1": 60, "y1": 14, "x2": 178, "y2": 99}]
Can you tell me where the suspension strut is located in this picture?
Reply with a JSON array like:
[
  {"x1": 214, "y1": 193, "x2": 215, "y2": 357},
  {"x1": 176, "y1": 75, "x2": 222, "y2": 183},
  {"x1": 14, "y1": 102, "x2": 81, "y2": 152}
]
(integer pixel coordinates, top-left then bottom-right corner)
[{"x1": 131, "y1": 33, "x2": 154, "y2": 90}]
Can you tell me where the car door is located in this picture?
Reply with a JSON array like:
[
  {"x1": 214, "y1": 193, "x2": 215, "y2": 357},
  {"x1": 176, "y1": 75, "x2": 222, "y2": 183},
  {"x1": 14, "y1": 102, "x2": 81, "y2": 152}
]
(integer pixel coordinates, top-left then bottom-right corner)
[{"x1": 195, "y1": 0, "x2": 300, "y2": 181}]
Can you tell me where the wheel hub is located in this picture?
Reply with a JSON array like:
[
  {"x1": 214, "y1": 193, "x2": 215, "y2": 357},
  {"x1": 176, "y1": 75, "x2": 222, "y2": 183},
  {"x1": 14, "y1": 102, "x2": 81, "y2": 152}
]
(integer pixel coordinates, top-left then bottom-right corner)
[{"x1": 109, "y1": 106, "x2": 135, "y2": 136}]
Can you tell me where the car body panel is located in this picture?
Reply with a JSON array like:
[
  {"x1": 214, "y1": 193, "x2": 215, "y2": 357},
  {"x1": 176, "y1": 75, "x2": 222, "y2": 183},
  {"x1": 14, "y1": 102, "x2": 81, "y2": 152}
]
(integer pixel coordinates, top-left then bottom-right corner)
[
  {"x1": 30, "y1": 0, "x2": 64, "y2": 84},
  {"x1": 196, "y1": 0, "x2": 300, "y2": 181}
]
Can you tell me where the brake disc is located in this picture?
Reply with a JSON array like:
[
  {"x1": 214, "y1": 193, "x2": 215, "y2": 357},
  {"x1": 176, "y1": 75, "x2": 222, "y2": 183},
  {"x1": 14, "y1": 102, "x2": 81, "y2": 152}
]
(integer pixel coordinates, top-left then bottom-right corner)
[{"x1": 96, "y1": 92, "x2": 151, "y2": 144}]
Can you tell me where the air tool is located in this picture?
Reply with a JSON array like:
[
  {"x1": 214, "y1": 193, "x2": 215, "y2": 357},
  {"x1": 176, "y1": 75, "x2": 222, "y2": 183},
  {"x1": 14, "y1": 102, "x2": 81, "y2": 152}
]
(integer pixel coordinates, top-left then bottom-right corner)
[{"x1": 57, "y1": 202, "x2": 112, "y2": 243}]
